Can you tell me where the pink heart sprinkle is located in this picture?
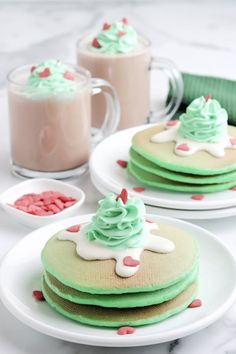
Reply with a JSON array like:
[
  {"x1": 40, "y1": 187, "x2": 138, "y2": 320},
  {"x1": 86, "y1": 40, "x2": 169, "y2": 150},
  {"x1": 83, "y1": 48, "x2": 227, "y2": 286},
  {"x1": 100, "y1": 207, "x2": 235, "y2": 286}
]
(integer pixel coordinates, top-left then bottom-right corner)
[
  {"x1": 117, "y1": 160, "x2": 128, "y2": 168},
  {"x1": 146, "y1": 219, "x2": 154, "y2": 223},
  {"x1": 117, "y1": 326, "x2": 135, "y2": 335},
  {"x1": 38, "y1": 68, "x2": 51, "y2": 78},
  {"x1": 64, "y1": 71, "x2": 75, "y2": 81},
  {"x1": 230, "y1": 186, "x2": 236, "y2": 191},
  {"x1": 230, "y1": 138, "x2": 236, "y2": 146},
  {"x1": 122, "y1": 17, "x2": 129, "y2": 25},
  {"x1": 177, "y1": 144, "x2": 190, "y2": 151},
  {"x1": 32, "y1": 290, "x2": 45, "y2": 301},
  {"x1": 166, "y1": 120, "x2": 179, "y2": 126},
  {"x1": 103, "y1": 22, "x2": 111, "y2": 30},
  {"x1": 191, "y1": 194, "x2": 204, "y2": 201},
  {"x1": 66, "y1": 224, "x2": 81, "y2": 232},
  {"x1": 133, "y1": 187, "x2": 145, "y2": 192},
  {"x1": 92, "y1": 37, "x2": 101, "y2": 48},
  {"x1": 123, "y1": 256, "x2": 140, "y2": 267},
  {"x1": 117, "y1": 31, "x2": 126, "y2": 37},
  {"x1": 188, "y1": 299, "x2": 202, "y2": 308}
]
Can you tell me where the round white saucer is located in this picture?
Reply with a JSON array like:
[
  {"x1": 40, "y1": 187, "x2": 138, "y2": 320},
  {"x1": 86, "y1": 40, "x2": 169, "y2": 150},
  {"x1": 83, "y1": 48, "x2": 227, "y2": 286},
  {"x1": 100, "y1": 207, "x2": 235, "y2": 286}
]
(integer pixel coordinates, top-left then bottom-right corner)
[
  {"x1": 89, "y1": 125, "x2": 236, "y2": 211},
  {"x1": 0, "y1": 214, "x2": 236, "y2": 347},
  {"x1": 91, "y1": 172, "x2": 236, "y2": 220}
]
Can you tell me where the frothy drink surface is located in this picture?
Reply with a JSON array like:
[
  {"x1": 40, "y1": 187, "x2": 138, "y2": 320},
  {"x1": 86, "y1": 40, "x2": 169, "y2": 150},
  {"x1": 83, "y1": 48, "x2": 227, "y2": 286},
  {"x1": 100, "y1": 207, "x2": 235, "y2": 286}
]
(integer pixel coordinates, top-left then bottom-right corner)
[
  {"x1": 78, "y1": 36, "x2": 150, "y2": 130},
  {"x1": 8, "y1": 62, "x2": 91, "y2": 172}
]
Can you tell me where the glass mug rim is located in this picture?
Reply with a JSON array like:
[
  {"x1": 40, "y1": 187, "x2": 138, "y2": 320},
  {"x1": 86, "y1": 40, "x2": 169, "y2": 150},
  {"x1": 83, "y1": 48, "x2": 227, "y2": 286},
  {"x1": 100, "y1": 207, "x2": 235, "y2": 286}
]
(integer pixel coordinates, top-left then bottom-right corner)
[
  {"x1": 76, "y1": 32, "x2": 151, "y2": 54},
  {"x1": 7, "y1": 62, "x2": 92, "y2": 90}
]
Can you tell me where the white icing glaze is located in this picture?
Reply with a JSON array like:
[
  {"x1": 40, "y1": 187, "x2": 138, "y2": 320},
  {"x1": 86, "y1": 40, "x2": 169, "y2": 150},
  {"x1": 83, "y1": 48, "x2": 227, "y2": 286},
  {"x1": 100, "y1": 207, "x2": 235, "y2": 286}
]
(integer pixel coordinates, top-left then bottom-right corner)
[
  {"x1": 151, "y1": 121, "x2": 236, "y2": 157},
  {"x1": 58, "y1": 221, "x2": 175, "y2": 278}
]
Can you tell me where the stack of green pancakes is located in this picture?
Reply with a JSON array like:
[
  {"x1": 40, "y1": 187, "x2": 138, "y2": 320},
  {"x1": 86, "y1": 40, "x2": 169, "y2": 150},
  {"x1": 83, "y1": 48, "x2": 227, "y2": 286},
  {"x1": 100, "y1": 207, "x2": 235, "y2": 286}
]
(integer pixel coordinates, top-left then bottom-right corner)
[
  {"x1": 41, "y1": 222, "x2": 199, "y2": 327},
  {"x1": 129, "y1": 97, "x2": 236, "y2": 193}
]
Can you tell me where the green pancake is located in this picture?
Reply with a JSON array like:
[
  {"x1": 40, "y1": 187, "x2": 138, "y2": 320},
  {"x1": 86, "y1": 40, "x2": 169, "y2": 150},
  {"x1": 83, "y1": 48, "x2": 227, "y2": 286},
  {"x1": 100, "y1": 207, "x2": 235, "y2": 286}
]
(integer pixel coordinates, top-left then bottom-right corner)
[
  {"x1": 132, "y1": 124, "x2": 236, "y2": 176},
  {"x1": 130, "y1": 147, "x2": 236, "y2": 185},
  {"x1": 42, "y1": 278, "x2": 197, "y2": 327},
  {"x1": 128, "y1": 161, "x2": 236, "y2": 193},
  {"x1": 41, "y1": 222, "x2": 199, "y2": 295},
  {"x1": 44, "y1": 264, "x2": 198, "y2": 308}
]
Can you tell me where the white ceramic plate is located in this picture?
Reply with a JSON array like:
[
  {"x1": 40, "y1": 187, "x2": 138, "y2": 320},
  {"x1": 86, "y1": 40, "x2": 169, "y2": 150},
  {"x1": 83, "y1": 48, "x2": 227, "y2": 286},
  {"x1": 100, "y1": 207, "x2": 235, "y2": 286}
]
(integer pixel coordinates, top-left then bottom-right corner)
[
  {"x1": 89, "y1": 125, "x2": 236, "y2": 211},
  {"x1": 91, "y1": 172, "x2": 236, "y2": 220},
  {"x1": 0, "y1": 179, "x2": 85, "y2": 228},
  {"x1": 1, "y1": 214, "x2": 236, "y2": 347}
]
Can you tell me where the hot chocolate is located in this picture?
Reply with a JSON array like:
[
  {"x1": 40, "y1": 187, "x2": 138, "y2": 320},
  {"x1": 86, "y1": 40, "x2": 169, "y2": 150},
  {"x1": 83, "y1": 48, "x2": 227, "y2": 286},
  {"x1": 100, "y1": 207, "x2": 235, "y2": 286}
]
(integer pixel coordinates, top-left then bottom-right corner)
[
  {"x1": 77, "y1": 18, "x2": 183, "y2": 130},
  {"x1": 8, "y1": 60, "x2": 119, "y2": 178}
]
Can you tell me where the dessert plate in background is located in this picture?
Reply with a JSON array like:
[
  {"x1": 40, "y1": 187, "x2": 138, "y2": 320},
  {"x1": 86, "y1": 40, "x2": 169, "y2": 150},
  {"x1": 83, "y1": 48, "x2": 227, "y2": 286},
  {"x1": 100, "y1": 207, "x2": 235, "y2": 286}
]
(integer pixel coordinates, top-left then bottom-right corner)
[
  {"x1": 91, "y1": 171, "x2": 236, "y2": 220},
  {"x1": 89, "y1": 126, "x2": 236, "y2": 211},
  {"x1": 1, "y1": 214, "x2": 236, "y2": 347}
]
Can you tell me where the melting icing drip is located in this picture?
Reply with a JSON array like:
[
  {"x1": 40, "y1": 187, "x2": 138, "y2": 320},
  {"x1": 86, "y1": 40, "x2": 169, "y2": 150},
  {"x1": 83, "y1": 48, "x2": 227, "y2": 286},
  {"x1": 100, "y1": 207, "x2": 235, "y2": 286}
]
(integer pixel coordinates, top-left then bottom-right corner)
[
  {"x1": 151, "y1": 121, "x2": 236, "y2": 158},
  {"x1": 58, "y1": 221, "x2": 175, "y2": 278}
]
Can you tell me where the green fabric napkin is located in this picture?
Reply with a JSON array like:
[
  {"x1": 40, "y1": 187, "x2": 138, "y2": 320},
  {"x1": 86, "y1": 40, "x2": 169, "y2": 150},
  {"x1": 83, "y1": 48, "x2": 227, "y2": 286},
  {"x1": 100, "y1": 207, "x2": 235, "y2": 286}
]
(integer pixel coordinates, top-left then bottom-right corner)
[{"x1": 173, "y1": 73, "x2": 236, "y2": 125}]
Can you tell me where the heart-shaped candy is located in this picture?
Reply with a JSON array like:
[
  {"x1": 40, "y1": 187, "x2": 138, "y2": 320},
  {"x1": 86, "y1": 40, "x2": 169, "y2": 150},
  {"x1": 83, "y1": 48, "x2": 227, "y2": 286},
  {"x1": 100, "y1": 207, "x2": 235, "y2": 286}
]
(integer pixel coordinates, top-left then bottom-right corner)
[
  {"x1": 122, "y1": 17, "x2": 129, "y2": 25},
  {"x1": 66, "y1": 224, "x2": 81, "y2": 233},
  {"x1": 116, "y1": 188, "x2": 128, "y2": 204},
  {"x1": 133, "y1": 187, "x2": 145, "y2": 193},
  {"x1": 176, "y1": 144, "x2": 190, "y2": 151},
  {"x1": 123, "y1": 256, "x2": 140, "y2": 267},
  {"x1": 32, "y1": 290, "x2": 45, "y2": 301},
  {"x1": 92, "y1": 38, "x2": 101, "y2": 48},
  {"x1": 38, "y1": 68, "x2": 51, "y2": 78},
  {"x1": 166, "y1": 120, "x2": 179, "y2": 126},
  {"x1": 64, "y1": 71, "x2": 75, "y2": 81},
  {"x1": 188, "y1": 299, "x2": 202, "y2": 308},
  {"x1": 117, "y1": 326, "x2": 135, "y2": 335},
  {"x1": 191, "y1": 194, "x2": 204, "y2": 201},
  {"x1": 103, "y1": 22, "x2": 111, "y2": 30},
  {"x1": 117, "y1": 160, "x2": 128, "y2": 168}
]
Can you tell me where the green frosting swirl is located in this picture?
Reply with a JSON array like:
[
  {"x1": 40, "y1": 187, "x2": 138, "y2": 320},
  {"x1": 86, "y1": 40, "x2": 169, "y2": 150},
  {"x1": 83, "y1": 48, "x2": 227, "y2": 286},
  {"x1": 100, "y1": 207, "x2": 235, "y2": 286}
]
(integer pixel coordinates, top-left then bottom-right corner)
[
  {"x1": 83, "y1": 193, "x2": 146, "y2": 249},
  {"x1": 89, "y1": 20, "x2": 138, "y2": 54},
  {"x1": 179, "y1": 96, "x2": 228, "y2": 143},
  {"x1": 25, "y1": 60, "x2": 79, "y2": 97}
]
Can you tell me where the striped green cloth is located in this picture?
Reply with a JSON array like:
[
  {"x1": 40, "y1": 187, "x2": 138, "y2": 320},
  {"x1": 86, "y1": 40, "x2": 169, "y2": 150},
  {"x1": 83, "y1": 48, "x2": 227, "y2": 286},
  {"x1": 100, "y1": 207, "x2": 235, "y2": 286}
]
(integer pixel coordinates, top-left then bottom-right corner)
[{"x1": 172, "y1": 73, "x2": 236, "y2": 125}]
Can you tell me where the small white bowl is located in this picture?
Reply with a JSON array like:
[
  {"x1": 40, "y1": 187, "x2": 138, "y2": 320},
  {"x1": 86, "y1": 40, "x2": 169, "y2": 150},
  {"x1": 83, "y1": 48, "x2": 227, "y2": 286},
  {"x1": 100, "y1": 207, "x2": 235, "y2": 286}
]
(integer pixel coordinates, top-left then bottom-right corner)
[{"x1": 0, "y1": 178, "x2": 85, "y2": 228}]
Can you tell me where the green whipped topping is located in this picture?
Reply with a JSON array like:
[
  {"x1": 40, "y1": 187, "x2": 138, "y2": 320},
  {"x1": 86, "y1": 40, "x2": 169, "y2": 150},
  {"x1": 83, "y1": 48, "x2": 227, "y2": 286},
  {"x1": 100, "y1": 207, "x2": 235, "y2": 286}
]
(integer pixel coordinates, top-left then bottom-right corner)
[
  {"x1": 25, "y1": 60, "x2": 79, "y2": 97},
  {"x1": 89, "y1": 19, "x2": 138, "y2": 54},
  {"x1": 179, "y1": 96, "x2": 228, "y2": 143},
  {"x1": 84, "y1": 193, "x2": 146, "y2": 249}
]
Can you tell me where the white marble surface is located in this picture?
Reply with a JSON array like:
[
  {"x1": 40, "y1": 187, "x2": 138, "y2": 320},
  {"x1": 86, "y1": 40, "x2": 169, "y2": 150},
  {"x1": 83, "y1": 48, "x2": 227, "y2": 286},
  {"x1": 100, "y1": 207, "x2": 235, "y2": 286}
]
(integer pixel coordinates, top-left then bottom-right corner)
[{"x1": 1, "y1": 1, "x2": 236, "y2": 353}]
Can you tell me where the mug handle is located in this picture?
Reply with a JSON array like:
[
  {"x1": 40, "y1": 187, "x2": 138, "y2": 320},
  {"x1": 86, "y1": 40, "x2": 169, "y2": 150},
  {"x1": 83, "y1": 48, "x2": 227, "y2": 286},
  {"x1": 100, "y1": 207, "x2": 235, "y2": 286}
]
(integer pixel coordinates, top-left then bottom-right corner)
[
  {"x1": 90, "y1": 78, "x2": 120, "y2": 144},
  {"x1": 149, "y1": 57, "x2": 184, "y2": 123}
]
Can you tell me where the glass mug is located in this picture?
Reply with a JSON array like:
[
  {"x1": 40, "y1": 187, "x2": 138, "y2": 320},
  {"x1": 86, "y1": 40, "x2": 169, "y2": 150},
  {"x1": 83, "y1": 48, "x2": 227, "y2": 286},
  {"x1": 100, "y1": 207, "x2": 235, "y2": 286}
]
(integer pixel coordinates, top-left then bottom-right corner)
[
  {"x1": 77, "y1": 35, "x2": 183, "y2": 130},
  {"x1": 7, "y1": 64, "x2": 120, "y2": 179}
]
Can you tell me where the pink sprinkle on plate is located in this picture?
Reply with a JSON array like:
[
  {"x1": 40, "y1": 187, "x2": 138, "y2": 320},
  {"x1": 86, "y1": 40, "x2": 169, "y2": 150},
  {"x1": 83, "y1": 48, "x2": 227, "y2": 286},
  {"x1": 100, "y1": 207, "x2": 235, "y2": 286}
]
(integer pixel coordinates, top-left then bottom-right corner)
[
  {"x1": 66, "y1": 224, "x2": 81, "y2": 233},
  {"x1": 117, "y1": 326, "x2": 135, "y2": 335},
  {"x1": 32, "y1": 290, "x2": 45, "y2": 301},
  {"x1": 133, "y1": 187, "x2": 145, "y2": 193},
  {"x1": 188, "y1": 299, "x2": 202, "y2": 308},
  {"x1": 117, "y1": 160, "x2": 128, "y2": 168},
  {"x1": 191, "y1": 194, "x2": 204, "y2": 201}
]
